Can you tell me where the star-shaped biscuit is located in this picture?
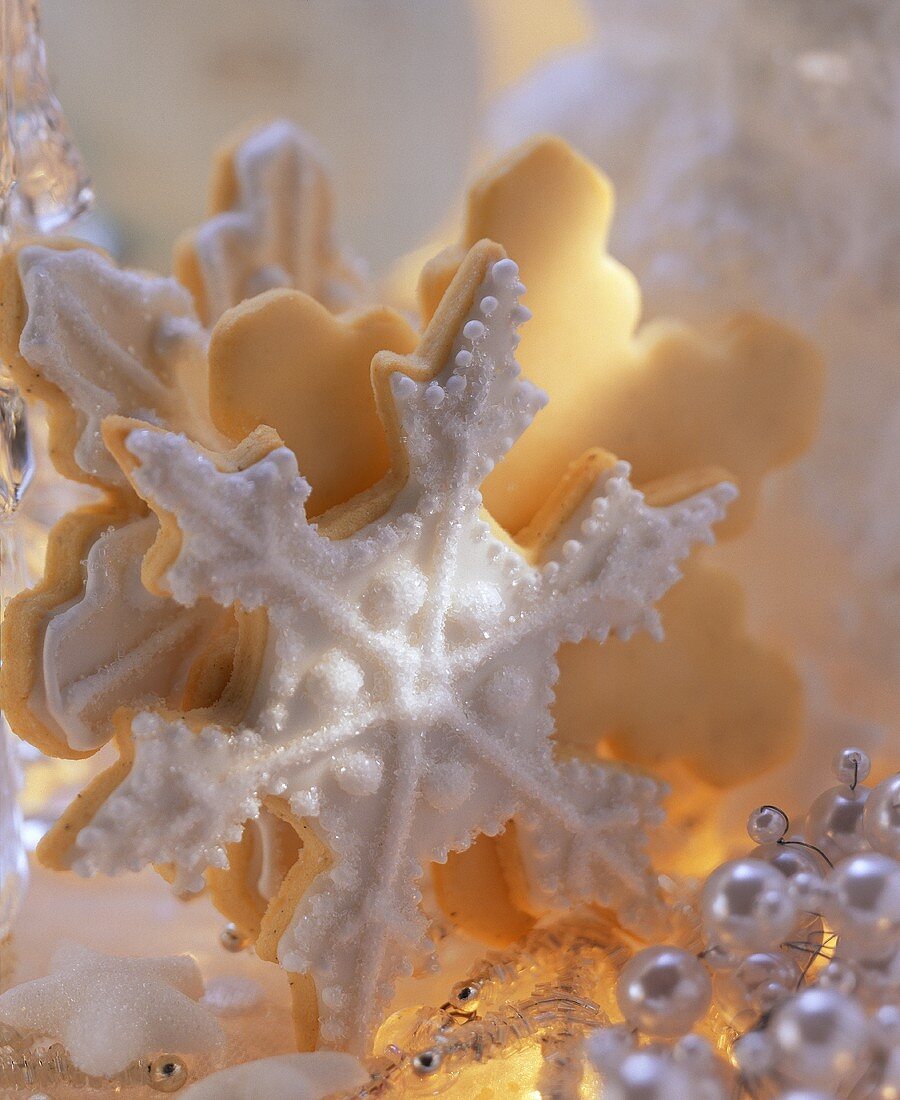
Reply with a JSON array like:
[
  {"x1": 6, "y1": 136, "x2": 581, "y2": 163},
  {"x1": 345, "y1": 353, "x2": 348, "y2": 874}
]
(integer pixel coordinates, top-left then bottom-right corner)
[{"x1": 0, "y1": 943, "x2": 223, "y2": 1077}]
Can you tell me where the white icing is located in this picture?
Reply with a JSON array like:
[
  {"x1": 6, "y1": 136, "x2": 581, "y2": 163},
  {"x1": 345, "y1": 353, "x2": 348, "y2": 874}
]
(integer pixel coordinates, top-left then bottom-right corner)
[
  {"x1": 181, "y1": 1052, "x2": 368, "y2": 1100},
  {"x1": 201, "y1": 976, "x2": 264, "y2": 1017},
  {"x1": 13, "y1": 245, "x2": 235, "y2": 752},
  {"x1": 71, "y1": 257, "x2": 735, "y2": 1050},
  {"x1": 192, "y1": 119, "x2": 367, "y2": 323},
  {"x1": 0, "y1": 942, "x2": 223, "y2": 1077},
  {"x1": 41, "y1": 515, "x2": 222, "y2": 751},
  {"x1": 17, "y1": 246, "x2": 222, "y2": 487}
]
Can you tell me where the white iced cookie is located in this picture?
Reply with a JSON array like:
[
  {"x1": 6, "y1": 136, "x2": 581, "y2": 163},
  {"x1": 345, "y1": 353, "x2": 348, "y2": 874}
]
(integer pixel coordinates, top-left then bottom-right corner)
[
  {"x1": 15, "y1": 244, "x2": 221, "y2": 489},
  {"x1": 64, "y1": 241, "x2": 734, "y2": 1052},
  {"x1": 176, "y1": 118, "x2": 367, "y2": 326},
  {"x1": 0, "y1": 942, "x2": 223, "y2": 1077}
]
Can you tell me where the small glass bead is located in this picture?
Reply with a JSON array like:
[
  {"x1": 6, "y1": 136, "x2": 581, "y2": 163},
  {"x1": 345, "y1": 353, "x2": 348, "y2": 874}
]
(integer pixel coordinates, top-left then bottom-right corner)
[
  {"x1": 748, "y1": 805, "x2": 788, "y2": 844},
  {"x1": 614, "y1": 1051, "x2": 693, "y2": 1100},
  {"x1": 789, "y1": 870, "x2": 831, "y2": 912},
  {"x1": 832, "y1": 747, "x2": 871, "y2": 787},
  {"x1": 749, "y1": 979, "x2": 791, "y2": 1013},
  {"x1": 412, "y1": 1049, "x2": 442, "y2": 1076},
  {"x1": 716, "y1": 953, "x2": 798, "y2": 1025},
  {"x1": 701, "y1": 945, "x2": 739, "y2": 971},
  {"x1": 584, "y1": 1024, "x2": 635, "y2": 1072},
  {"x1": 219, "y1": 923, "x2": 251, "y2": 953},
  {"x1": 148, "y1": 1055, "x2": 188, "y2": 1092},
  {"x1": 448, "y1": 980, "x2": 481, "y2": 1012},
  {"x1": 672, "y1": 1033, "x2": 715, "y2": 1067}
]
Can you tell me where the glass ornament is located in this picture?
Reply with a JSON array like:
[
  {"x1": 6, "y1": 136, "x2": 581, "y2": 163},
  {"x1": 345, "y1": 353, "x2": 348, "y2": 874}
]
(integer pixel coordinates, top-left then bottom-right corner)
[
  {"x1": 0, "y1": 0, "x2": 93, "y2": 947},
  {"x1": 0, "y1": 0, "x2": 93, "y2": 240}
]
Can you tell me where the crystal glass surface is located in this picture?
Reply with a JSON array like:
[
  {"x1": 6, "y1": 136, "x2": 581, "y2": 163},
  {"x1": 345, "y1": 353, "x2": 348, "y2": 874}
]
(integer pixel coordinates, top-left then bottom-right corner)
[{"x1": 0, "y1": 0, "x2": 92, "y2": 240}]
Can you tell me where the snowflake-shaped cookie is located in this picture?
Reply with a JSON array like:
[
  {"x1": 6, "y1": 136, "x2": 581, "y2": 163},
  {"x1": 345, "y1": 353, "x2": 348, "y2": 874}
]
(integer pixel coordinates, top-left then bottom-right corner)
[
  {"x1": 0, "y1": 123, "x2": 413, "y2": 759},
  {"x1": 174, "y1": 118, "x2": 367, "y2": 326},
  {"x1": 53, "y1": 241, "x2": 734, "y2": 1050},
  {"x1": 0, "y1": 943, "x2": 223, "y2": 1076}
]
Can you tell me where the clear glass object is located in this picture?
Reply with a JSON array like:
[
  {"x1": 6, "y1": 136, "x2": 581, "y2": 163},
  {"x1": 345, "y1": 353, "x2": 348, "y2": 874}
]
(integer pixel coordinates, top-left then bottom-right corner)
[
  {"x1": 0, "y1": 0, "x2": 93, "y2": 944},
  {"x1": 0, "y1": 0, "x2": 92, "y2": 239}
]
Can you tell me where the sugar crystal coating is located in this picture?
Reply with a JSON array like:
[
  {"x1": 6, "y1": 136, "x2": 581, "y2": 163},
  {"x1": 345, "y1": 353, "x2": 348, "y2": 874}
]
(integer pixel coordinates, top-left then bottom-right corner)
[{"x1": 70, "y1": 252, "x2": 735, "y2": 1051}]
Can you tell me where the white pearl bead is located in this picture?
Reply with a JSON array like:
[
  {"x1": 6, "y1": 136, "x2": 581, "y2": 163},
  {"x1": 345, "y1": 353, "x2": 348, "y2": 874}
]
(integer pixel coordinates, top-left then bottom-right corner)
[
  {"x1": 751, "y1": 840, "x2": 829, "y2": 882},
  {"x1": 615, "y1": 946, "x2": 711, "y2": 1037},
  {"x1": 770, "y1": 988, "x2": 869, "y2": 1089},
  {"x1": 702, "y1": 944, "x2": 739, "y2": 971},
  {"x1": 804, "y1": 785, "x2": 869, "y2": 861},
  {"x1": 832, "y1": 747, "x2": 871, "y2": 787},
  {"x1": 788, "y1": 870, "x2": 831, "y2": 913},
  {"x1": 584, "y1": 1024, "x2": 634, "y2": 1073},
  {"x1": 702, "y1": 859, "x2": 797, "y2": 953},
  {"x1": 732, "y1": 1030, "x2": 773, "y2": 1077},
  {"x1": 608, "y1": 1051, "x2": 694, "y2": 1100},
  {"x1": 827, "y1": 852, "x2": 900, "y2": 962},
  {"x1": 817, "y1": 959, "x2": 857, "y2": 995},
  {"x1": 864, "y1": 774, "x2": 900, "y2": 859},
  {"x1": 748, "y1": 805, "x2": 789, "y2": 844},
  {"x1": 715, "y1": 952, "x2": 799, "y2": 1023},
  {"x1": 774, "y1": 1091, "x2": 838, "y2": 1100},
  {"x1": 872, "y1": 1003, "x2": 900, "y2": 1047},
  {"x1": 849, "y1": 947, "x2": 900, "y2": 1007}
]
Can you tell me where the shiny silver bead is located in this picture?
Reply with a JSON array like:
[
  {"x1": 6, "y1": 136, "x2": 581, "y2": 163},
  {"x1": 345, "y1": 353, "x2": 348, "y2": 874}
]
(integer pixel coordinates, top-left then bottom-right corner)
[
  {"x1": 219, "y1": 923, "x2": 251, "y2": 953},
  {"x1": 148, "y1": 1055, "x2": 188, "y2": 1092},
  {"x1": 412, "y1": 1049, "x2": 442, "y2": 1076}
]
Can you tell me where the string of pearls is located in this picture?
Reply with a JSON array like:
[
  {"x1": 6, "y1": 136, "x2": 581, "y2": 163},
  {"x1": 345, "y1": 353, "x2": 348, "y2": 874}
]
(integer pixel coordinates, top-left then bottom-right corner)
[
  {"x1": 349, "y1": 749, "x2": 898, "y2": 1098},
  {"x1": 591, "y1": 748, "x2": 899, "y2": 1099}
]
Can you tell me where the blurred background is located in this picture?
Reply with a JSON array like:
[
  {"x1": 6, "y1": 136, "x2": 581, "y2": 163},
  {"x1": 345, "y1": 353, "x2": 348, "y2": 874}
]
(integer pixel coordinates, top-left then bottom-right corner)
[{"x1": 40, "y1": 0, "x2": 589, "y2": 273}]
